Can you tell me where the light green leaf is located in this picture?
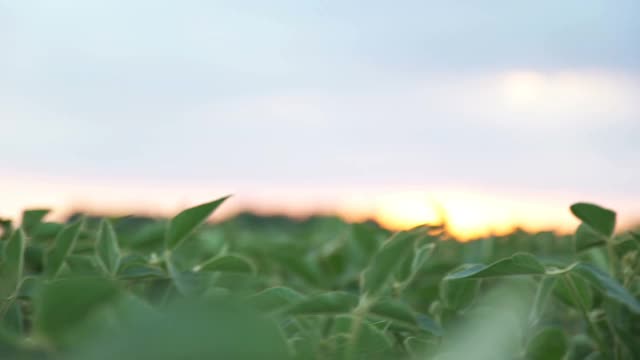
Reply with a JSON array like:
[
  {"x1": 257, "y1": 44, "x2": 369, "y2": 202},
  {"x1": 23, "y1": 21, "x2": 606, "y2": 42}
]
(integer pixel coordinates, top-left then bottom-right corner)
[
  {"x1": 0, "y1": 229, "x2": 26, "y2": 299},
  {"x1": 44, "y1": 220, "x2": 84, "y2": 278},
  {"x1": 96, "y1": 219, "x2": 121, "y2": 276},
  {"x1": 525, "y1": 327, "x2": 568, "y2": 360},
  {"x1": 573, "y1": 263, "x2": 640, "y2": 313},
  {"x1": 570, "y1": 203, "x2": 616, "y2": 238},
  {"x1": 166, "y1": 196, "x2": 230, "y2": 250},
  {"x1": 198, "y1": 254, "x2": 255, "y2": 274},
  {"x1": 444, "y1": 253, "x2": 546, "y2": 280}
]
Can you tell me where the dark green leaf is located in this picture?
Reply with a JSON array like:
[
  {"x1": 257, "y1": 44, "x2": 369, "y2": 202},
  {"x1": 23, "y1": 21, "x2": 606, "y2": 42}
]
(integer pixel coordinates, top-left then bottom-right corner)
[
  {"x1": 249, "y1": 287, "x2": 305, "y2": 312},
  {"x1": 574, "y1": 263, "x2": 640, "y2": 313},
  {"x1": 44, "y1": 220, "x2": 83, "y2": 278},
  {"x1": 35, "y1": 277, "x2": 120, "y2": 346},
  {"x1": 0, "y1": 229, "x2": 25, "y2": 299},
  {"x1": 199, "y1": 254, "x2": 255, "y2": 274},
  {"x1": 574, "y1": 223, "x2": 606, "y2": 252},
  {"x1": 21, "y1": 209, "x2": 50, "y2": 233},
  {"x1": 570, "y1": 203, "x2": 616, "y2": 238},
  {"x1": 444, "y1": 253, "x2": 546, "y2": 280},
  {"x1": 361, "y1": 229, "x2": 423, "y2": 297},
  {"x1": 69, "y1": 297, "x2": 291, "y2": 360},
  {"x1": 328, "y1": 315, "x2": 393, "y2": 359},
  {"x1": 65, "y1": 255, "x2": 103, "y2": 276},
  {"x1": 166, "y1": 196, "x2": 230, "y2": 250},
  {"x1": 440, "y1": 266, "x2": 481, "y2": 310},
  {"x1": 555, "y1": 274, "x2": 593, "y2": 310},
  {"x1": 96, "y1": 219, "x2": 121, "y2": 276},
  {"x1": 525, "y1": 327, "x2": 568, "y2": 360},
  {"x1": 286, "y1": 291, "x2": 358, "y2": 315},
  {"x1": 529, "y1": 277, "x2": 557, "y2": 326},
  {"x1": 117, "y1": 263, "x2": 166, "y2": 280}
]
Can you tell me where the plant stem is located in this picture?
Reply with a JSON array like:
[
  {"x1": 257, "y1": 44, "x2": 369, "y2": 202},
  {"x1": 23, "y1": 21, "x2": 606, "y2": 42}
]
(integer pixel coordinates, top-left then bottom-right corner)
[{"x1": 345, "y1": 296, "x2": 372, "y2": 360}]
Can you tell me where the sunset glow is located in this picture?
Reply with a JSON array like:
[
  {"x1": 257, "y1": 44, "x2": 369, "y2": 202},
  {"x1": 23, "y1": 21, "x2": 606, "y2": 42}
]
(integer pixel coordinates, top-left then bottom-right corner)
[{"x1": 2, "y1": 177, "x2": 638, "y2": 241}]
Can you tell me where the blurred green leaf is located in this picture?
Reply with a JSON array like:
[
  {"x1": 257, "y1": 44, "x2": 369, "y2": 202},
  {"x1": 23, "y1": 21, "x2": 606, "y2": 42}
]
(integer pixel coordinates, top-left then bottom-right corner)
[
  {"x1": 2, "y1": 300, "x2": 23, "y2": 336},
  {"x1": 440, "y1": 266, "x2": 480, "y2": 310},
  {"x1": 166, "y1": 196, "x2": 230, "y2": 250},
  {"x1": 44, "y1": 220, "x2": 83, "y2": 278},
  {"x1": 529, "y1": 277, "x2": 557, "y2": 326},
  {"x1": 444, "y1": 253, "x2": 546, "y2": 279},
  {"x1": 249, "y1": 286, "x2": 305, "y2": 313},
  {"x1": 286, "y1": 291, "x2": 358, "y2": 316},
  {"x1": 570, "y1": 203, "x2": 616, "y2": 238},
  {"x1": 69, "y1": 297, "x2": 291, "y2": 360},
  {"x1": 525, "y1": 327, "x2": 568, "y2": 360},
  {"x1": 65, "y1": 255, "x2": 103, "y2": 276},
  {"x1": 362, "y1": 229, "x2": 423, "y2": 297},
  {"x1": 554, "y1": 273, "x2": 593, "y2": 310},
  {"x1": 21, "y1": 209, "x2": 50, "y2": 234},
  {"x1": 368, "y1": 298, "x2": 424, "y2": 331},
  {"x1": 35, "y1": 277, "x2": 120, "y2": 346},
  {"x1": 199, "y1": 254, "x2": 255, "y2": 274},
  {"x1": 96, "y1": 219, "x2": 121, "y2": 276},
  {"x1": 574, "y1": 223, "x2": 607, "y2": 252},
  {"x1": 329, "y1": 315, "x2": 393, "y2": 360},
  {"x1": 574, "y1": 263, "x2": 640, "y2": 313},
  {"x1": 0, "y1": 229, "x2": 25, "y2": 300},
  {"x1": 117, "y1": 263, "x2": 165, "y2": 280}
]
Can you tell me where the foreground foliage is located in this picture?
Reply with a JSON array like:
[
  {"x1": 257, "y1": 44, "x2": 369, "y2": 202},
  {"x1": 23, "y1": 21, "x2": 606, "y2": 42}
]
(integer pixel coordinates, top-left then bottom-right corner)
[{"x1": 0, "y1": 198, "x2": 638, "y2": 359}]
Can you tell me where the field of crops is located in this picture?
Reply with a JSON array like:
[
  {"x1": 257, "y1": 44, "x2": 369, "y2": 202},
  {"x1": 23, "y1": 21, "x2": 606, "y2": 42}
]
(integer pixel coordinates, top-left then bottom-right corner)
[{"x1": 0, "y1": 197, "x2": 638, "y2": 359}]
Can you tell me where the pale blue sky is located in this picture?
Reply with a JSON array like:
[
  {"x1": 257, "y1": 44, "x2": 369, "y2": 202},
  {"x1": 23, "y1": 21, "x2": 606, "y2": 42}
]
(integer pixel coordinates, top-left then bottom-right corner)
[{"x1": 1, "y1": 0, "x2": 639, "y2": 199}]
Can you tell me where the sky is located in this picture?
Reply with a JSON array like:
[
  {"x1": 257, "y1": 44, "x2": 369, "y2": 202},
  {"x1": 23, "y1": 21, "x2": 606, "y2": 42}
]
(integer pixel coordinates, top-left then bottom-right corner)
[{"x1": 1, "y1": 1, "x2": 639, "y2": 238}]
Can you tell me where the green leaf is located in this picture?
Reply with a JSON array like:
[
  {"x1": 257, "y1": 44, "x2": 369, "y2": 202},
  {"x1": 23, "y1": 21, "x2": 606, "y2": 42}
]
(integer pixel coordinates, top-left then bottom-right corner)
[
  {"x1": 167, "y1": 259, "x2": 209, "y2": 296},
  {"x1": 96, "y1": 219, "x2": 121, "y2": 276},
  {"x1": 44, "y1": 220, "x2": 84, "y2": 278},
  {"x1": 35, "y1": 277, "x2": 120, "y2": 346},
  {"x1": 2, "y1": 300, "x2": 23, "y2": 336},
  {"x1": 440, "y1": 266, "x2": 481, "y2": 310},
  {"x1": 21, "y1": 209, "x2": 50, "y2": 233},
  {"x1": 328, "y1": 315, "x2": 393, "y2": 359},
  {"x1": 117, "y1": 264, "x2": 165, "y2": 280},
  {"x1": 68, "y1": 297, "x2": 291, "y2": 360},
  {"x1": 166, "y1": 196, "x2": 230, "y2": 250},
  {"x1": 573, "y1": 263, "x2": 640, "y2": 313},
  {"x1": 249, "y1": 286, "x2": 305, "y2": 313},
  {"x1": 412, "y1": 243, "x2": 436, "y2": 275},
  {"x1": 286, "y1": 291, "x2": 358, "y2": 316},
  {"x1": 65, "y1": 255, "x2": 103, "y2": 276},
  {"x1": 444, "y1": 253, "x2": 546, "y2": 280},
  {"x1": 0, "y1": 229, "x2": 26, "y2": 299},
  {"x1": 574, "y1": 223, "x2": 606, "y2": 252},
  {"x1": 529, "y1": 277, "x2": 557, "y2": 326},
  {"x1": 361, "y1": 229, "x2": 423, "y2": 297},
  {"x1": 570, "y1": 203, "x2": 616, "y2": 238},
  {"x1": 368, "y1": 298, "x2": 429, "y2": 332},
  {"x1": 525, "y1": 327, "x2": 568, "y2": 360},
  {"x1": 198, "y1": 254, "x2": 255, "y2": 274},
  {"x1": 555, "y1": 273, "x2": 593, "y2": 310}
]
